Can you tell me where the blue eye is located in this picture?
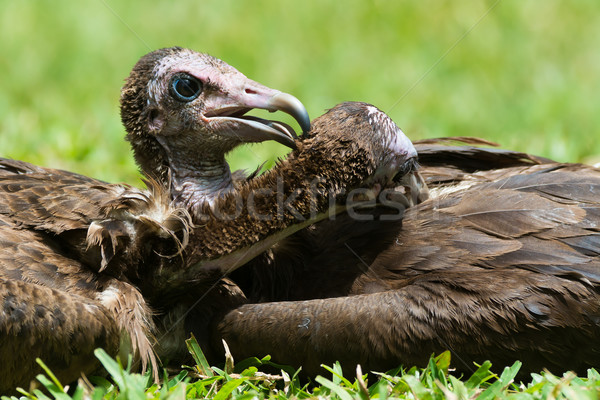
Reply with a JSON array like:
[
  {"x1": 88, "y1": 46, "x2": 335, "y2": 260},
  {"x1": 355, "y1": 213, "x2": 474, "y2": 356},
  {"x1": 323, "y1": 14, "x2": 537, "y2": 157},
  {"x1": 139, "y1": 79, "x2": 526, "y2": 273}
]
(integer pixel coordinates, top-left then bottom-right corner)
[{"x1": 171, "y1": 75, "x2": 202, "y2": 101}]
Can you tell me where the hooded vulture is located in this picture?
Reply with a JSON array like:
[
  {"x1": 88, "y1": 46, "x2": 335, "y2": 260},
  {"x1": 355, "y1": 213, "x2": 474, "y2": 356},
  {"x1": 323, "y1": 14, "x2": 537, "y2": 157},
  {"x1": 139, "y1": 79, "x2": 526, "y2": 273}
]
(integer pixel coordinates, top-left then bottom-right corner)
[
  {"x1": 207, "y1": 138, "x2": 600, "y2": 378},
  {"x1": 0, "y1": 45, "x2": 418, "y2": 394},
  {"x1": 0, "y1": 46, "x2": 310, "y2": 391}
]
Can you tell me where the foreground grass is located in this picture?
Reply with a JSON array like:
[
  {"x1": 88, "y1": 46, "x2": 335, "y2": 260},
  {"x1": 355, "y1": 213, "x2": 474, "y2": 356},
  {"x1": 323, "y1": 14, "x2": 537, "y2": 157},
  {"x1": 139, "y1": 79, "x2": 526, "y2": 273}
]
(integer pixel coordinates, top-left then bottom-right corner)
[{"x1": 4, "y1": 338, "x2": 599, "y2": 400}]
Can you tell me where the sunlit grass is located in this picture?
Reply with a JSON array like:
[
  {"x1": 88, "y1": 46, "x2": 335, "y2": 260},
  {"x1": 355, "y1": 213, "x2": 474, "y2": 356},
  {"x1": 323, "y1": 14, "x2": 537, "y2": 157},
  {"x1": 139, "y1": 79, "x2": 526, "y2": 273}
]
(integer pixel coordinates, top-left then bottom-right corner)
[{"x1": 5, "y1": 341, "x2": 599, "y2": 400}]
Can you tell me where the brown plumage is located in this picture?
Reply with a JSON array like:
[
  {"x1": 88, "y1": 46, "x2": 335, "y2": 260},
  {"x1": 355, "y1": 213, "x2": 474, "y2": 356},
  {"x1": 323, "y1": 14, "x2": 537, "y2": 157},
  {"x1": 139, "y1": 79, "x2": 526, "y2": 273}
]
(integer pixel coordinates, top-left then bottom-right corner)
[
  {"x1": 0, "y1": 97, "x2": 417, "y2": 392},
  {"x1": 210, "y1": 139, "x2": 600, "y2": 378}
]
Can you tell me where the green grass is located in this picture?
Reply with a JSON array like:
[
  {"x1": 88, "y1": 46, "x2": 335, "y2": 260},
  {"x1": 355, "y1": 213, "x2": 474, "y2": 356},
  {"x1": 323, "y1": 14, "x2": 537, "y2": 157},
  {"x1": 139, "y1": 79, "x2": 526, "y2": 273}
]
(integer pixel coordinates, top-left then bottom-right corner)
[
  {"x1": 1, "y1": 1, "x2": 599, "y2": 185},
  {"x1": 3, "y1": 341, "x2": 599, "y2": 400},
  {"x1": 1, "y1": 1, "x2": 600, "y2": 398}
]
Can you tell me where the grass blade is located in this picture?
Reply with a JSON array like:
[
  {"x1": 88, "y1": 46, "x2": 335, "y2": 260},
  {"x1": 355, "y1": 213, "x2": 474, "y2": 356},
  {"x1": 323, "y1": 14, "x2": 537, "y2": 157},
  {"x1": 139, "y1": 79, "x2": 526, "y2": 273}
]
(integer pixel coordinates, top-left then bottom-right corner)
[
  {"x1": 212, "y1": 378, "x2": 249, "y2": 400},
  {"x1": 315, "y1": 375, "x2": 354, "y2": 400},
  {"x1": 185, "y1": 333, "x2": 214, "y2": 377}
]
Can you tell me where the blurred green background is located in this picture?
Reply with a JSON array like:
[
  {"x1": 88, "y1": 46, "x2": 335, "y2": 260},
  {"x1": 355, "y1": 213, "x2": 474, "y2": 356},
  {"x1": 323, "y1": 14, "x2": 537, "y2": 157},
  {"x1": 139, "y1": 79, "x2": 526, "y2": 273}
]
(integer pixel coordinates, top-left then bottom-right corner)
[{"x1": 1, "y1": 1, "x2": 599, "y2": 184}]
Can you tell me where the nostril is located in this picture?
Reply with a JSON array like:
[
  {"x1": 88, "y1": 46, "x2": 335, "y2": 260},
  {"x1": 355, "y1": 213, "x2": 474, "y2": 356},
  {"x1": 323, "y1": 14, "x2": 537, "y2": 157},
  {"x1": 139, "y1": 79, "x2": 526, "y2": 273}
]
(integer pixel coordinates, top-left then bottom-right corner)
[{"x1": 245, "y1": 88, "x2": 258, "y2": 95}]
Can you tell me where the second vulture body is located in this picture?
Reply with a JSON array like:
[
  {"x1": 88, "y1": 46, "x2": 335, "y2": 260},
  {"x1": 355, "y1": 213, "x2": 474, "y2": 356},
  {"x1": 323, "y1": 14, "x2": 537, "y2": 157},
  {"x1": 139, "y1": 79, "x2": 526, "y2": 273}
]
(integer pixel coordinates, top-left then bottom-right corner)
[{"x1": 208, "y1": 139, "x2": 600, "y2": 378}]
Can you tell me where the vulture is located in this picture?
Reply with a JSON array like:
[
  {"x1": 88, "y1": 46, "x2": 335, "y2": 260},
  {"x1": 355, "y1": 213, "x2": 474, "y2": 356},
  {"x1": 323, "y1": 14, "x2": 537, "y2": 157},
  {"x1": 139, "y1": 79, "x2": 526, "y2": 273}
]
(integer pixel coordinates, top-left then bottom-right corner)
[
  {"x1": 207, "y1": 139, "x2": 600, "y2": 378},
  {"x1": 0, "y1": 46, "x2": 310, "y2": 391},
  {"x1": 0, "y1": 45, "x2": 418, "y2": 393}
]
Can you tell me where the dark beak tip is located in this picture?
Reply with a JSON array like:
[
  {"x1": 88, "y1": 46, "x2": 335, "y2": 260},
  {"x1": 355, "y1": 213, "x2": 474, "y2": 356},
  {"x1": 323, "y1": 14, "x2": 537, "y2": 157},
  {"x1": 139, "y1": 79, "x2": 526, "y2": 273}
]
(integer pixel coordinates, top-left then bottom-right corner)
[
  {"x1": 267, "y1": 92, "x2": 311, "y2": 138},
  {"x1": 300, "y1": 118, "x2": 311, "y2": 136}
]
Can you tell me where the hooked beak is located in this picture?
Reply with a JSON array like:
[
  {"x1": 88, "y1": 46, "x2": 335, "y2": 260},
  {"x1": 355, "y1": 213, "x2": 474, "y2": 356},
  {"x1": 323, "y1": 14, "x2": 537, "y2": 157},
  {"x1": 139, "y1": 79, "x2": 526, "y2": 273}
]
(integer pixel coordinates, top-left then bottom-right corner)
[{"x1": 204, "y1": 87, "x2": 310, "y2": 150}]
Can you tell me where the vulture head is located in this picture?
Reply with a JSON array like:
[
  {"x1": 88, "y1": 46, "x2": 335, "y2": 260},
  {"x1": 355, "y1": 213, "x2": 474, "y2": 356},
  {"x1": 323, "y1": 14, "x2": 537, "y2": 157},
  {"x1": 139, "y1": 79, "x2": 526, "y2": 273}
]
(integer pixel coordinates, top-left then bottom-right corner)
[
  {"x1": 120, "y1": 47, "x2": 310, "y2": 208},
  {"x1": 302, "y1": 101, "x2": 418, "y2": 184}
]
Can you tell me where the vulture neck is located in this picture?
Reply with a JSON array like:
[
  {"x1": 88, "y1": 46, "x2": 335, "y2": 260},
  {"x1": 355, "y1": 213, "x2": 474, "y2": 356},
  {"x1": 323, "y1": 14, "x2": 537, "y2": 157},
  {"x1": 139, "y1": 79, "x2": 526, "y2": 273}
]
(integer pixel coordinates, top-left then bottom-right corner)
[
  {"x1": 169, "y1": 155, "x2": 233, "y2": 210},
  {"x1": 152, "y1": 134, "x2": 234, "y2": 209}
]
